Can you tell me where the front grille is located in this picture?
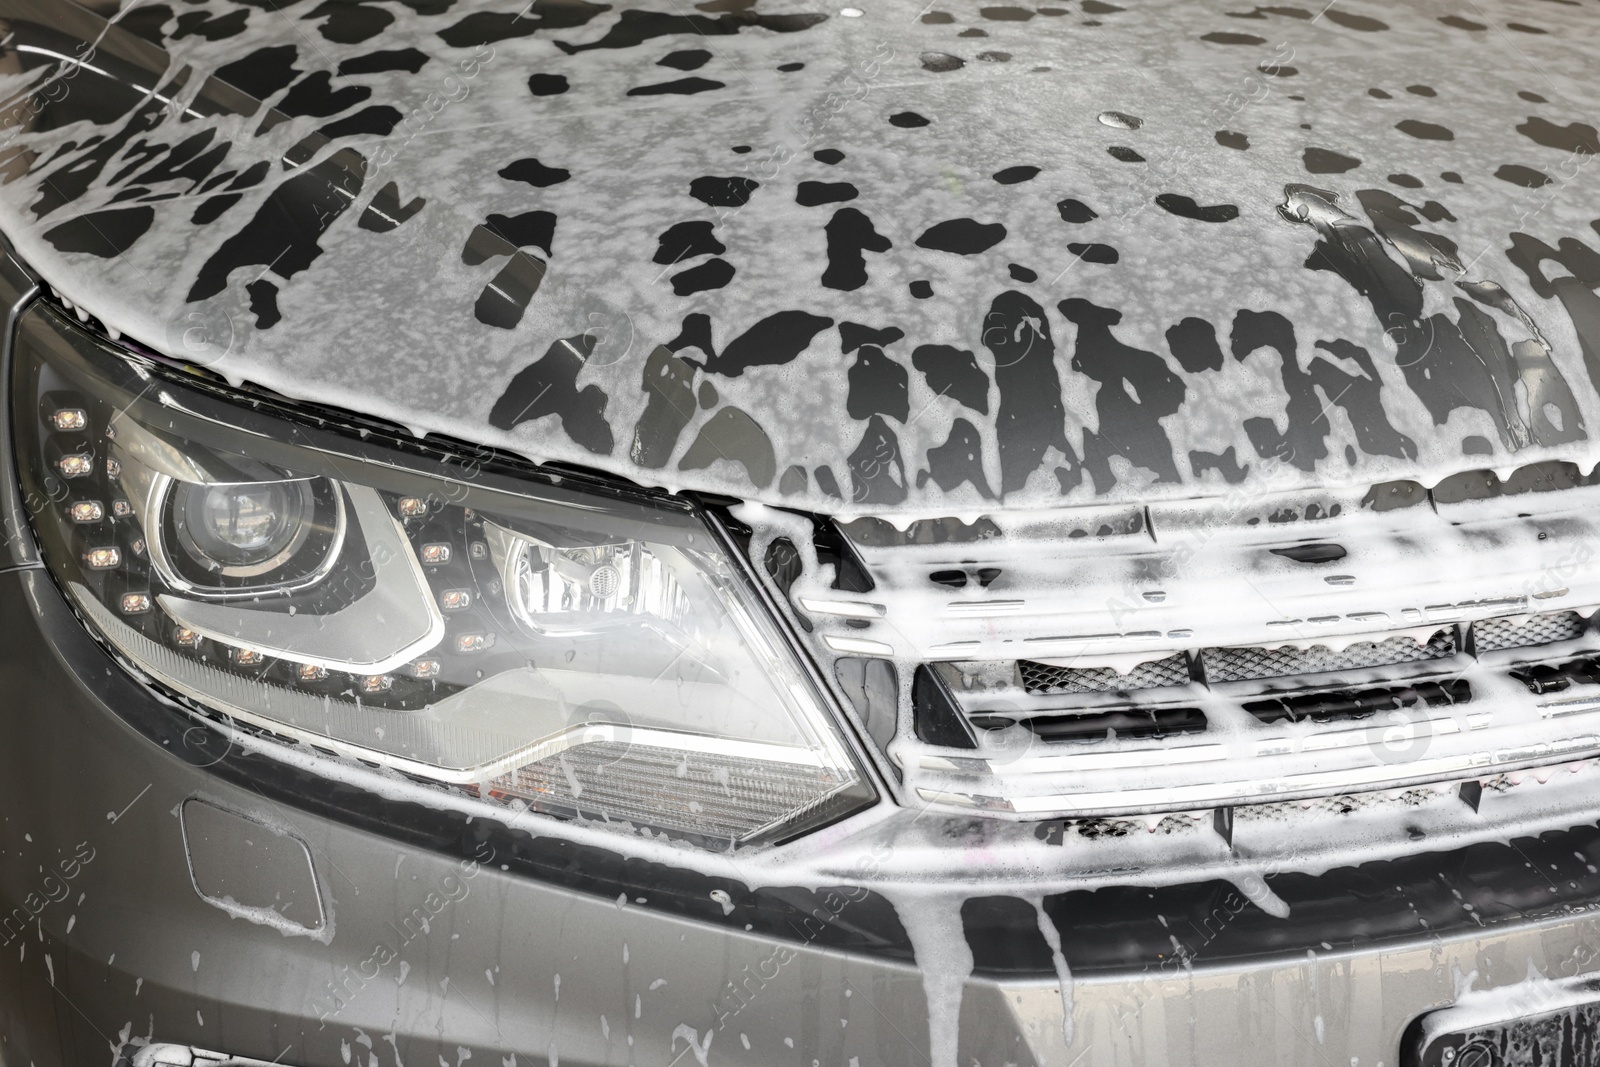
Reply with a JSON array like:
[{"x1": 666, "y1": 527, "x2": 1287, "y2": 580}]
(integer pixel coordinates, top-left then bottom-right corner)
[
  {"x1": 914, "y1": 607, "x2": 1600, "y2": 819},
  {"x1": 823, "y1": 478, "x2": 1600, "y2": 826}
]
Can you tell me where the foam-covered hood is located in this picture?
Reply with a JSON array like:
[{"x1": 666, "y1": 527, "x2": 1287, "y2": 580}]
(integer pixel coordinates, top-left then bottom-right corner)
[{"x1": 1, "y1": 0, "x2": 1598, "y2": 516}]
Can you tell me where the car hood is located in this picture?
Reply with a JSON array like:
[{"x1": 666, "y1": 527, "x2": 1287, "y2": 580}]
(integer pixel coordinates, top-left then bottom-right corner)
[{"x1": 0, "y1": 0, "x2": 1598, "y2": 517}]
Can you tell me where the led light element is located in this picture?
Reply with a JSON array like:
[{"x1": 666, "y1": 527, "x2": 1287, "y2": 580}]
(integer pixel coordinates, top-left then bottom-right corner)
[
  {"x1": 399, "y1": 497, "x2": 428, "y2": 518},
  {"x1": 56, "y1": 454, "x2": 93, "y2": 478},
  {"x1": 589, "y1": 564, "x2": 621, "y2": 599},
  {"x1": 440, "y1": 590, "x2": 470, "y2": 612},
  {"x1": 155, "y1": 486, "x2": 441, "y2": 673},
  {"x1": 70, "y1": 500, "x2": 104, "y2": 523},
  {"x1": 84, "y1": 546, "x2": 121, "y2": 569},
  {"x1": 120, "y1": 593, "x2": 151, "y2": 614},
  {"x1": 51, "y1": 408, "x2": 87, "y2": 430},
  {"x1": 420, "y1": 543, "x2": 451, "y2": 565}
]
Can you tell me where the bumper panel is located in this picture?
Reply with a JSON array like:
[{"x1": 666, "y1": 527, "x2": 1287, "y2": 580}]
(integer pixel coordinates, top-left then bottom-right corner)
[{"x1": 8, "y1": 562, "x2": 1600, "y2": 1065}]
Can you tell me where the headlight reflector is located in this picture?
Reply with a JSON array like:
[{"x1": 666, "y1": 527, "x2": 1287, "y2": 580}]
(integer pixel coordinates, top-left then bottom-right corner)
[{"x1": 11, "y1": 305, "x2": 873, "y2": 849}]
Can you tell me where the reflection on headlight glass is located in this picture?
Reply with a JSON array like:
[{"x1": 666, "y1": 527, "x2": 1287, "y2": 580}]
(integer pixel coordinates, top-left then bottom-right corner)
[{"x1": 12, "y1": 304, "x2": 873, "y2": 849}]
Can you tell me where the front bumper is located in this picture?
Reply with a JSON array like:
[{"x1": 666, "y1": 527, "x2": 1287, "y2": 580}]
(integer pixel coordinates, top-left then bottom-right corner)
[{"x1": 7, "y1": 561, "x2": 1600, "y2": 1066}]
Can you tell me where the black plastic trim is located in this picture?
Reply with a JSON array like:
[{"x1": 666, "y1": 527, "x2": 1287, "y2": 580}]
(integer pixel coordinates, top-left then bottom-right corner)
[
  {"x1": 913, "y1": 662, "x2": 977, "y2": 748},
  {"x1": 0, "y1": 231, "x2": 39, "y2": 569},
  {"x1": 1036, "y1": 823, "x2": 1600, "y2": 976}
]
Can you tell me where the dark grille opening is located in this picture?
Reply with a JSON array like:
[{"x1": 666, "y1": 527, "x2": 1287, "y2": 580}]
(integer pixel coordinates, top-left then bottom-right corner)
[
  {"x1": 970, "y1": 706, "x2": 1207, "y2": 741},
  {"x1": 1019, "y1": 653, "x2": 1190, "y2": 695},
  {"x1": 1058, "y1": 814, "x2": 1201, "y2": 840},
  {"x1": 929, "y1": 567, "x2": 1003, "y2": 589},
  {"x1": 1472, "y1": 611, "x2": 1587, "y2": 653},
  {"x1": 914, "y1": 662, "x2": 977, "y2": 748},
  {"x1": 1070, "y1": 818, "x2": 1139, "y2": 841},
  {"x1": 1202, "y1": 630, "x2": 1456, "y2": 683},
  {"x1": 1243, "y1": 678, "x2": 1471, "y2": 725},
  {"x1": 937, "y1": 609, "x2": 1597, "y2": 780},
  {"x1": 1270, "y1": 542, "x2": 1347, "y2": 564},
  {"x1": 1513, "y1": 654, "x2": 1600, "y2": 696},
  {"x1": 763, "y1": 537, "x2": 810, "y2": 632}
]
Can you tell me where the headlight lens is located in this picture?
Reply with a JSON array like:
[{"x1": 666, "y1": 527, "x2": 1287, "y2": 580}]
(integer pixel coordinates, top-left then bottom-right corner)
[
  {"x1": 12, "y1": 304, "x2": 873, "y2": 848},
  {"x1": 171, "y1": 479, "x2": 315, "y2": 571}
]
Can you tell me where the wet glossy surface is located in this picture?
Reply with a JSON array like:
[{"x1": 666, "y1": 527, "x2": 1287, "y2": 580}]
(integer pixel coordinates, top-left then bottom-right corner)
[{"x1": 0, "y1": 0, "x2": 1596, "y2": 516}]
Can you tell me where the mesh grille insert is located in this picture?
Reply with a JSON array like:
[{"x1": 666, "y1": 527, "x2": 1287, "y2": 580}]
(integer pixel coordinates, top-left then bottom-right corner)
[
  {"x1": 1202, "y1": 630, "x2": 1456, "y2": 683},
  {"x1": 1233, "y1": 787, "x2": 1443, "y2": 823},
  {"x1": 1019, "y1": 653, "x2": 1190, "y2": 695},
  {"x1": 1473, "y1": 611, "x2": 1587, "y2": 653},
  {"x1": 1052, "y1": 814, "x2": 1203, "y2": 840}
]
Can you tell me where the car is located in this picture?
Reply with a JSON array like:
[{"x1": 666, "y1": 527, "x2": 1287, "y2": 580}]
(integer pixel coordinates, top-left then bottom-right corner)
[{"x1": 2, "y1": 0, "x2": 1600, "y2": 1063}]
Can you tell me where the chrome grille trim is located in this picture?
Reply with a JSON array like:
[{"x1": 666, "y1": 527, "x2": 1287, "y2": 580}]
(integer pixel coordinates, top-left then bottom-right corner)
[{"x1": 794, "y1": 483, "x2": 1600, "y2": 825}]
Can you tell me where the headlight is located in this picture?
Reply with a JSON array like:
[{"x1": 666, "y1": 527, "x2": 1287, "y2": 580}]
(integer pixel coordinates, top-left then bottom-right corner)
[{"x1": 11, "y1": 303, "x2": 874, "y2": 849}]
